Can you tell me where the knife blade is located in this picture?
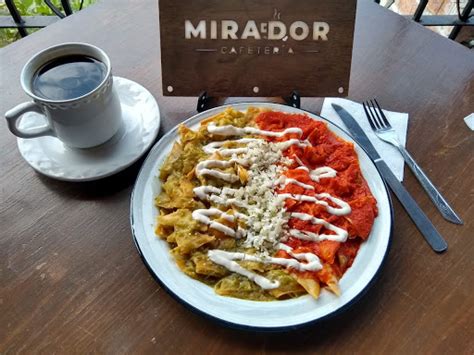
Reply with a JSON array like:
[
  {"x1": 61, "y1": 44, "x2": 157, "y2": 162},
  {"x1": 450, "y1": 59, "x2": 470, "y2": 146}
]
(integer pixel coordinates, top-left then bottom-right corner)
[{"x1": 332, "y1": 104, "x2": 447, "y2": 253}]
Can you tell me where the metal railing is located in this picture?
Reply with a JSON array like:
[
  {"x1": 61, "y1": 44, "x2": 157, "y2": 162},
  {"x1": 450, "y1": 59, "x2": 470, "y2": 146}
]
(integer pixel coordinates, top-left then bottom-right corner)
[
  {"x1": 1, "y1": 1, "x2": 472, "y2": 42},
  {"x1": 0, "y1": 0, "x2": 81, "y2": 38},
  {"x1": 411, "y1": 0, "x2": 473, "y2": 39},
  {"x1": 376, "y1": 0, "x2": 473, "y2": 40}
]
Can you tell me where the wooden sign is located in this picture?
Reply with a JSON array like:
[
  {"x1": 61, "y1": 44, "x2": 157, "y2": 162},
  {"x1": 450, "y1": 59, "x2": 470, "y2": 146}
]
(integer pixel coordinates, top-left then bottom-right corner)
[{"x1": 159, "y1": 0, "x2": 357, "y2": 97}]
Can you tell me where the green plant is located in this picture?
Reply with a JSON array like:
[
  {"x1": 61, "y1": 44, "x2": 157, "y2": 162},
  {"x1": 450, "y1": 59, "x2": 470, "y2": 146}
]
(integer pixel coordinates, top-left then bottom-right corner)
[{"x1": 0, "y1": 0, "x2": 96, "y2": 47}]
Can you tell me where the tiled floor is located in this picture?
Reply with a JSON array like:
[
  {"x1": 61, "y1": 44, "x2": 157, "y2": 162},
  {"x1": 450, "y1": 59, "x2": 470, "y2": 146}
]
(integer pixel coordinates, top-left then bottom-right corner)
[{"x1": 381, "y1": 0, "x2": 473, "y2": 44}]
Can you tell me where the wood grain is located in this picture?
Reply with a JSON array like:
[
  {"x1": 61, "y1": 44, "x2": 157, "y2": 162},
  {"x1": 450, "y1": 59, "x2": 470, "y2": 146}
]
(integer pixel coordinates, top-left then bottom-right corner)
[
  {"x1": 1, "y1": 0, "x2": 473, "y2": 353},
  {"x1": 159, "y1": 0, "x2": 356, "y2": 97}
]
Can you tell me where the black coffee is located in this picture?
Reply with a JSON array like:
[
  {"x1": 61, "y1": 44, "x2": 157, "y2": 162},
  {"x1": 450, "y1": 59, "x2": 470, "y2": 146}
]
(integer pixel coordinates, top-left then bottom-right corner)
[{"x1": 31, "y1": 55, "x2": 106, "y2": 100}]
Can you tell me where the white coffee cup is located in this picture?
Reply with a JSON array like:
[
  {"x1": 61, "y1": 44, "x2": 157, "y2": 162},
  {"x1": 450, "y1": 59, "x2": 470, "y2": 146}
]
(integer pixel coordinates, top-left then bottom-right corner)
[{"x1": 5, "y1": 42, "x2": 122, "y2": 149}]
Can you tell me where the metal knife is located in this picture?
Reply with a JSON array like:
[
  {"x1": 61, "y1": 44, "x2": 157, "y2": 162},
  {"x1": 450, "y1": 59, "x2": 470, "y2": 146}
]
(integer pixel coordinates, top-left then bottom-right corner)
[{"x1": 332, "y1": 104, "x2": 447, "y2": 253}]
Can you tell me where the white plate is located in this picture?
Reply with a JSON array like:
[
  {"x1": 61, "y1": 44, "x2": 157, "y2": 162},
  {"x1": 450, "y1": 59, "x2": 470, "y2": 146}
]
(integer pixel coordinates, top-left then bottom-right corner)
[
  {"x1": 131, "y1": 103, "x2": 392, "y2": 330},
  {"x1": 17, "y1": 76, "x2": 160, "y2": 182}
]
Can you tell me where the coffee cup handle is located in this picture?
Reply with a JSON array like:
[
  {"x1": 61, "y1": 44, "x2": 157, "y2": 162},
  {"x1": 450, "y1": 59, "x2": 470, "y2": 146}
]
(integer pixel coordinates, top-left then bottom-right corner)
[{"x1": 5, "y1": 101, "x2": 56, "y2": 139}]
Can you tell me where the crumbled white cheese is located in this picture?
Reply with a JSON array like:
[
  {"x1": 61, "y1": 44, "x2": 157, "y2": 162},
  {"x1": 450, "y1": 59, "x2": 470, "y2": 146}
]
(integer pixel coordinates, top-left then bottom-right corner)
[
  {"x1": 194, "y1": 139, "x2": 294, "y2": 255},
  {"x1": 236, "y1": 140, "x2": 290, "y2": 254}
]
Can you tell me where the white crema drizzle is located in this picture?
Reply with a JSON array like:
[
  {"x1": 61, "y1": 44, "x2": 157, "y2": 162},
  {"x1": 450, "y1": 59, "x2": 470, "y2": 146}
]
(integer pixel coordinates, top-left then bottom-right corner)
[
  {"x1": 274, "y1": 175, "x2": 315, "y2": 190},
  {"x1": 296, "y1": 166, "x2": 337, "y2": 182},
  {"x1": 189, "y1": 122, "x2": 352, "y2": 290},
  {"x1": 208, "y1": 244, "x2": 322, "y2": 290},
  {"x1": 207, "y1": 123, "x2": 303, "y2": 138},
  {"x1": 290, "y1": 212, "x2": 348, "y2": 241},
  {"x1": 197, "y1": 137, "x2": 307, "y2": 183},
  {"x1": 192, "y1": 208, "x2": 246, "y2": 238},
  {"x1": 202, "y1": 138, "x2": 261, "y2": 154},
  {"x1": 278, "y1": 192, "x2": 351, "y2": 216}
]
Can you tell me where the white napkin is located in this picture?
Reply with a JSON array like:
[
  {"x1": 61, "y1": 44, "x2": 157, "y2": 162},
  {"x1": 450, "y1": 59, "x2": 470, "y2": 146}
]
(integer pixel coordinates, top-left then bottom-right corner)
[
  {"x1": 320, "y1": 98, "x2": 409, "y2": 182},
  {"x1": 464, "y1": 113, "x2": 474, "y2": 131}
]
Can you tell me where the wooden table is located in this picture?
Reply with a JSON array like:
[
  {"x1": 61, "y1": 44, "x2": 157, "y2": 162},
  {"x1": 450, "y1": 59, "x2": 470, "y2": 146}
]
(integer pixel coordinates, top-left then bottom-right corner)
[{"x1": 1, "y1": 0, "x2": 473, "y2": 353}]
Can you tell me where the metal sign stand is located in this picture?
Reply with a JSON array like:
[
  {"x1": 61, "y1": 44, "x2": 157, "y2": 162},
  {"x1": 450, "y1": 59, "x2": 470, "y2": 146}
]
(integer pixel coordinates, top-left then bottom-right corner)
[{"x1": 196, "y1": 91, "x2": 301, "y2": 113}]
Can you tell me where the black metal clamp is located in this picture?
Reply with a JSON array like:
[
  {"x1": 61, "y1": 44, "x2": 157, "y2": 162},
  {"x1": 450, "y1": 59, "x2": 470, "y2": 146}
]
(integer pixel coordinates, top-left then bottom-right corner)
[
  {"x1": 196, "y1": 91, "x2": 213, "y2": 113},
  {"x1": 283, "y1": 91, "x2": 301, "y2": 109}
]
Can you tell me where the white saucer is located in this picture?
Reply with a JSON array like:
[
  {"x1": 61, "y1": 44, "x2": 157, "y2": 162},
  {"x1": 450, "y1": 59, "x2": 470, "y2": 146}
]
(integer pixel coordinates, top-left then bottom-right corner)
[{"x1": 17, "y1": 77, "x2": 160, "y2": 182}]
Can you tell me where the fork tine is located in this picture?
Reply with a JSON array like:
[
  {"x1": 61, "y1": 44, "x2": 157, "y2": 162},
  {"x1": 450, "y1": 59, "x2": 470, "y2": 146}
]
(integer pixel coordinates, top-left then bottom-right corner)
[
  {"x1": 369, "y1": 101, "x2": 382, "y2": 129},
  {"x1": 370, "y1": 99, "x2": 386, "y2": 128},
  {"x1": 363, "y1": 101, "x2": 378, "y2": 130},
  {"x1": 366, "y1": 100, "x2": 382, "y2": 129},
  {"x1": 374, "y1": 99, "x2": 391, "y2": 127}
]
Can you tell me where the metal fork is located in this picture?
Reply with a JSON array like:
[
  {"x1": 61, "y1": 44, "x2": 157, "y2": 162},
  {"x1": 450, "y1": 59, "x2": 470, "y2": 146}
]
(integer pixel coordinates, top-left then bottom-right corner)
[{"x1": 363, "y1": 99, "x2": 463, "y2": 225}]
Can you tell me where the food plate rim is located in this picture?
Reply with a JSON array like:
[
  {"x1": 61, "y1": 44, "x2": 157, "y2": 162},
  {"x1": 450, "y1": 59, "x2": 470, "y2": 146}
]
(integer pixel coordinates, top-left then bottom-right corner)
[{"x1": 130, "y1": 102, "x2": 393, "y2": 331}]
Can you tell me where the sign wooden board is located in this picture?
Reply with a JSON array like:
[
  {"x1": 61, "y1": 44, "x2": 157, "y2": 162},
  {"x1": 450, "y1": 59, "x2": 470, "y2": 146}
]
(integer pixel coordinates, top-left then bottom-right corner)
[{"x1": 159, "y1": 0, "x2": 357, "y2": 97}]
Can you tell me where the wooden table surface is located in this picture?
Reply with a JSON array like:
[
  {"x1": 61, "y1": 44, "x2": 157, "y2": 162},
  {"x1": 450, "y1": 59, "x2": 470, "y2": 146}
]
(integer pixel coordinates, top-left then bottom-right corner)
[{"x1": 1, "y1": 0, "x2": 473, "y2": 353}]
